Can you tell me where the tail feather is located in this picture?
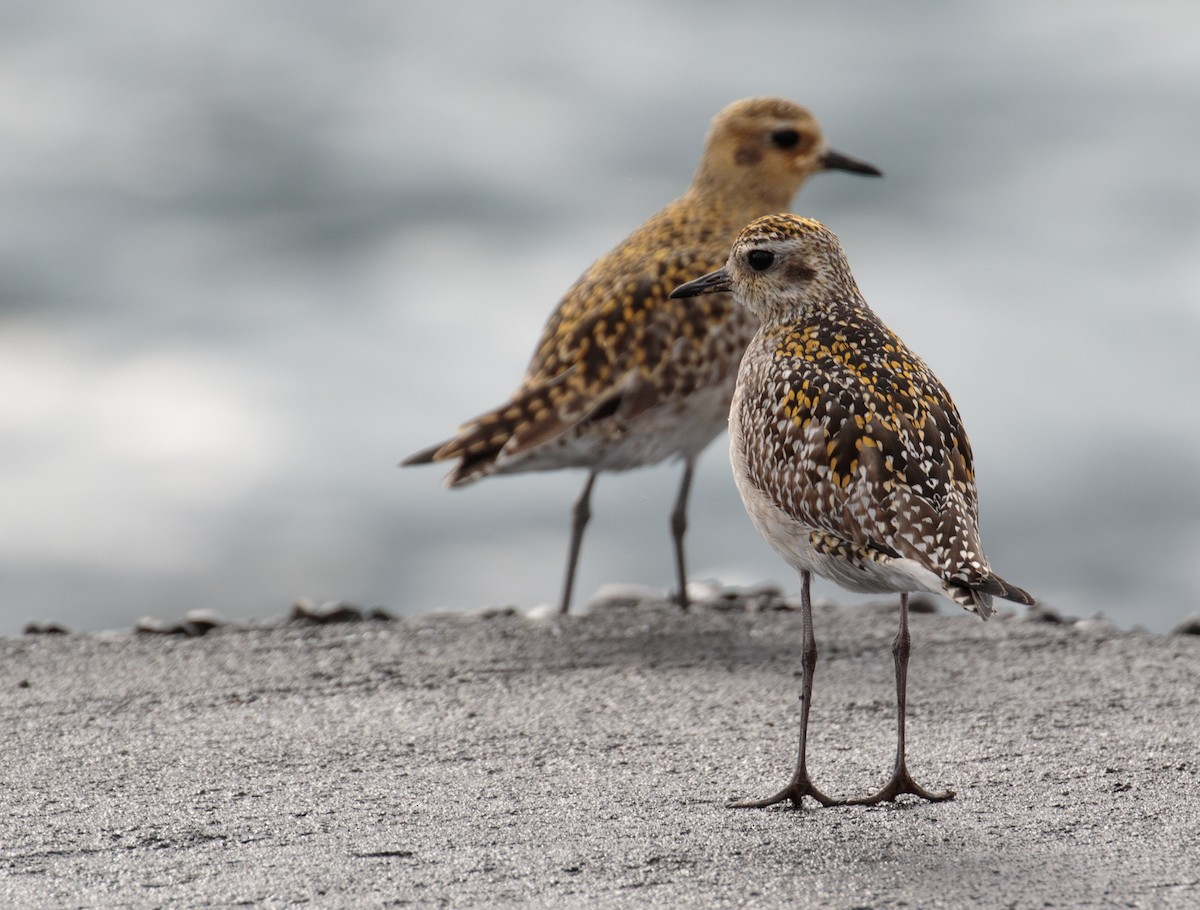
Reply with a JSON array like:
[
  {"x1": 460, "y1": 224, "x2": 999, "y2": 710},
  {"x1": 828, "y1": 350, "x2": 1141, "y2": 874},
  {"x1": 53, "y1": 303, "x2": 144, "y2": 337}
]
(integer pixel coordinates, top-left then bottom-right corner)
[
  {"x1": 400, "y1": 425, "x2": 506, "y2": 488},
  {"x1": 400, "y1": 440, "x2": 449, "y2": 468},
  {"x1": 947, "y1": 571, "x2": 1036, "y2": 620},
  {"x1": 972, "y1": 572, "x2": 1036, "y2": 607},
  {"x1": 400, "y1": 378, "x2": 580, "y2": 487},
  {"x1": 399, "y1": 436, "x2": 492, "y2": 487}
]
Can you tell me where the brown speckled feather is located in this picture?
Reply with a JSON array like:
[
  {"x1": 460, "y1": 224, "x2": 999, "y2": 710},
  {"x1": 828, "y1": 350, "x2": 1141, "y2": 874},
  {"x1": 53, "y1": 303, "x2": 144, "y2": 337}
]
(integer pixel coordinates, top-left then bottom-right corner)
[
  {"x1": 404, "y1": 99, "x2": 882, "y2": 487},
  {"x1": 672, "y1": 213, "x2": 1034, "y2": 615},
  {"x1": 736, "y1": 315, "x2": 991, "y2": 599},
  {"x1": 670, "y1": 214, "x2": 1034, "y2": 808}
]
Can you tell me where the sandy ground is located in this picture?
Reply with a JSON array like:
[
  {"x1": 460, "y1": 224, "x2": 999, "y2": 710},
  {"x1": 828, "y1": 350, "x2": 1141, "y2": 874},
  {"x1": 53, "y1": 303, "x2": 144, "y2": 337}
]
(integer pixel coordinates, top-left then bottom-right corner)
[{"x1": 2, "y1": 595, "x2": 1199, "y2": 909}]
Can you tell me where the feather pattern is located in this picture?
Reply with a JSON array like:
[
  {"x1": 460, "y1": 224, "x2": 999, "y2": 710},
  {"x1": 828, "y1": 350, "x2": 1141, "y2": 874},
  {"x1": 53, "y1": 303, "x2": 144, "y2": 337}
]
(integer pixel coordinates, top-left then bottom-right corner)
[{"x1": 673, "y1": 213, "x2": 1034, "y2": 616}]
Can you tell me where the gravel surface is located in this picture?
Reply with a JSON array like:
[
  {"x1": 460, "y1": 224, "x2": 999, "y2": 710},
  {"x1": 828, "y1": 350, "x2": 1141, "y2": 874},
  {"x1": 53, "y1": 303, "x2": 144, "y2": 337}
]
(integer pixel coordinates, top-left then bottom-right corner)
[{"x1": 2, "y1": 597, "x2": 1198, "y2": 909}]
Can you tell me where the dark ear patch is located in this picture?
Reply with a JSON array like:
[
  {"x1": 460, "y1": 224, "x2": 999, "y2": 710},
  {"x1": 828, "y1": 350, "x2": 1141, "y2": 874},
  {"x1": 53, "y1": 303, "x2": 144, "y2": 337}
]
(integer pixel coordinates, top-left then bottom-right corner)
[
  {"x1": 787, "y1": 262, "x2": 816, "y2": 283},
  {"x1": 735, "y1": 145, "x2": 763, "y2": 166}
]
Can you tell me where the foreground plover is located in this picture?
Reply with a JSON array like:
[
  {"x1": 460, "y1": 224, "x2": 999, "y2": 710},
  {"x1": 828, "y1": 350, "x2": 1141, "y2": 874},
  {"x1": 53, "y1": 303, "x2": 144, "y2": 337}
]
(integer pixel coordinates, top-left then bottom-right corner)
[
  {"x1": 405, "y1": 99, "x2": 880, "y2": 614},
  {"x1": 671, "y1": 213, "x2": 1034, "y2": 808}
]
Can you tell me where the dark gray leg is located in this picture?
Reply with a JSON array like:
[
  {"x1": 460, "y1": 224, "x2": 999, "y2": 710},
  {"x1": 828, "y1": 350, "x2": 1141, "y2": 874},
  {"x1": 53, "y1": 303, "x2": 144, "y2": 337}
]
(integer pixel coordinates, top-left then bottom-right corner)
[
  {"x1": 558, "y1": 471, "x2": 597, "y2": 615},
  {"x1": 729, "y1": 570, "x2": 843, "y2": 809},
  {"x1": 669, "y1": 459, "x2": 695, "y2": 611},
  {"x1": 847, "y1": 592, "x2": 955, "y2": 804}
]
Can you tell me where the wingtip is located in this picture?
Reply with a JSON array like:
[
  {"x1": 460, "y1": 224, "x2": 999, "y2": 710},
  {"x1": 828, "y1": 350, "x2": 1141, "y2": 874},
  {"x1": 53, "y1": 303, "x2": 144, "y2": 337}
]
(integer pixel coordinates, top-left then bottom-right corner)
[
  {"x1": 399, "y1": 452, "x2": 433, "y2": 469},
  {"x1": 1005, "y1": 584, "x2": 1037, "y2": 607},
  {"x1": 979, "y1": 573, "x2": 1037, "y2": 608},
  {"x1": 949, "y1": 572, "x2": 1035, "y2": 617},
  {"x1": 400, "y1": 439, "x2": 450, "y2": 468}
]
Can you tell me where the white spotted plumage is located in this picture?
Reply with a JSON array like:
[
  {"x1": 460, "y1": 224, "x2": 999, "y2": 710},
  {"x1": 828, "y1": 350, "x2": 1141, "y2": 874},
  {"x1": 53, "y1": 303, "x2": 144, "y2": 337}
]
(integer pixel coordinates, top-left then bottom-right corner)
[
  {"x1": 670, "y1": 212, "x2": 1034, "y2": 811},
  {"x1": 674, "y1": 213, "x2": 1034, "y2": 616}
]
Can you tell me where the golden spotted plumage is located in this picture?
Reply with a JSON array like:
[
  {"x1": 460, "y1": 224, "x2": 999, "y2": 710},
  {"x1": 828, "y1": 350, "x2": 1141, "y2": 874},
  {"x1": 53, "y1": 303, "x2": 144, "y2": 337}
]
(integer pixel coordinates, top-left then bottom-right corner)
[
  {"x1": 675, "y1": 213, "x2": 1031, "y2": 614},
  {"x1": 405, "y1": 100, "x2": 881, "y2": 613},
  {"x1": 669, "y1": 212, "x2": 1034, "y2": 809}
]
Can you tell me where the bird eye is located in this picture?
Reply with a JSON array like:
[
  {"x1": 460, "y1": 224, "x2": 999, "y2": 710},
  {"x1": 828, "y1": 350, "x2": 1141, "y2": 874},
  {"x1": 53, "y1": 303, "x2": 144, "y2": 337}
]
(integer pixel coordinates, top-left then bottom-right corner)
[
  {"x1": 770, "y1": 128, "x2": 800, "y2": 149},
  {"x1": 747, "y1": 250, "x2": 774, "y2": 271}
]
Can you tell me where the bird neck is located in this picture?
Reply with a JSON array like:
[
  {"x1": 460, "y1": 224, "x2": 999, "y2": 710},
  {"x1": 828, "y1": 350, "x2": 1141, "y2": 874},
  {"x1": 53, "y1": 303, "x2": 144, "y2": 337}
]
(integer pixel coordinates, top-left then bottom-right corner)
[
  {"x1": 687, "y1": 165, "x2": 801, "y2": 218},
  {"x1": 752, "y1": 285, "x2": 873, "y2": 332}
]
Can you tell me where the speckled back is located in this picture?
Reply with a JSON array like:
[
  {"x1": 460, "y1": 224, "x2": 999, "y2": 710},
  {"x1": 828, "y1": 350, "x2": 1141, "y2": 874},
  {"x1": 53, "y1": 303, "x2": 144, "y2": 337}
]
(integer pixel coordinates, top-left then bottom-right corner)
[{"x1": 714, "y1": 213, "x2": 1033, "y2": 612}]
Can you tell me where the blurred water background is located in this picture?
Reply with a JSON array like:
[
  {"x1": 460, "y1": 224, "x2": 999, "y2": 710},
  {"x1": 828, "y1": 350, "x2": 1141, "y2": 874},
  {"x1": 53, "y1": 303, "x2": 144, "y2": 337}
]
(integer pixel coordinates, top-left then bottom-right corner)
[{"x1": 2, "y1": 1, "x2": 1198, "y2": 635}]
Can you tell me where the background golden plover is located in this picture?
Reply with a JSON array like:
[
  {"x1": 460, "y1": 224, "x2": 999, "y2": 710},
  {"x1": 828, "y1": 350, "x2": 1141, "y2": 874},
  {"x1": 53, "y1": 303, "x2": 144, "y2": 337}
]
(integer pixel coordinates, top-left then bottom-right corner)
[
  {"x1": 404, "y1": 98, "x2": 881, "y2": 614},
  {"x1": 670, "y1": 213, "x2": 1034, "y2": 808}
]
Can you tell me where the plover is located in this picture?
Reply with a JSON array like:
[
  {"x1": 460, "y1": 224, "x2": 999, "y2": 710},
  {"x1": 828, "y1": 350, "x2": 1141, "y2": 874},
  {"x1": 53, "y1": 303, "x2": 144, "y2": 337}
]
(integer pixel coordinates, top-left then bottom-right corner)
[
  {"x1": 670, "y1": 213, "x2": 1034, "y2": 808},
  {"x1": 404, "y1": 99, "x2": 881, "y2": 614}
]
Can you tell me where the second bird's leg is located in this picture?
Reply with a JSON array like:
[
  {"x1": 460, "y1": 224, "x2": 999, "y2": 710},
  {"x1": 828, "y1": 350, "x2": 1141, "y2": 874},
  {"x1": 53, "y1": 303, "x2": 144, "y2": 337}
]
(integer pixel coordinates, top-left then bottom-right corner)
[
  {"x1": 848, "y1": 592, "x2": 955, "y2": 805},
  {"x1": 729, "y1": 570, "x2": 843, "y2": 809},
  {"x1": 558, "y1": 471, "x2": 598, "y2": 615},
  {"x1": 669, "y1": 459, "x2": 695, "y2": 611}
]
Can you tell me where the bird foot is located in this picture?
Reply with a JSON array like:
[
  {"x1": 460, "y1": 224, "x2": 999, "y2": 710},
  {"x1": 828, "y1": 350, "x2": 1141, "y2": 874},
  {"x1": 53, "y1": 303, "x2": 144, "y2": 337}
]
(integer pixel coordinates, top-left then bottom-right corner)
[
  {"x1": 727, "y1": 775, "x2": 844, "y2": 810},
  {"x1": 846, "y1": 767, "x2": 954, "y2": 806}
]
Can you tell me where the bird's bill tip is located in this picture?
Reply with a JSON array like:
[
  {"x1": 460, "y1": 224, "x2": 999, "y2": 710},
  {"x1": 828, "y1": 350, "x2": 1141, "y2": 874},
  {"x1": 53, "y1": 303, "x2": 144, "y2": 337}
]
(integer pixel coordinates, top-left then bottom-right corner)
[
  {"x1": 821, "y1": 148, "x2": 883, "y2": 177},
  {"x1": 669, "y1": 268, "x2": 732, "y2": 299}
]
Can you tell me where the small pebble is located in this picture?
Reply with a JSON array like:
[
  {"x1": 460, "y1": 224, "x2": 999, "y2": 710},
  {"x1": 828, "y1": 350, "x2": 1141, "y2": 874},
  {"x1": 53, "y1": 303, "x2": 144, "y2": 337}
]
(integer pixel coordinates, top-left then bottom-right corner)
[
  {"x1": 684, "y1": 579, "x2": 725, "y2": 606},
  {"x1": 133, "y1": 611, "x2": 225, "y2": 637},
  {"x1": 290, "y1": 599, "x2": 364, "y2": 624},
  {"x1": 479, "y1": 606, "x2": 519, "y2": 619},
  {"x1": 1170, "y1": 614, "x2": 1200, "y2": 636},
  {"x1": 1074, "y1": 613, "x2": 1116, "y2": 634},
  {"x1": 699, "y1": 582, "x2": 788, "y2": 612},
  {"x1": 135, "y1": 616, "x2": 179, "y2": 635},
  {"x1": 524, "y1": 603, "x2": 559, "y2": 621},
  {"x1": 135, "y1": 616, "x2": 218, "y2": 637},
  {"x1": 23, "y1": 620, "x2": 70, "y2": 635},
  {"x1": 586, "y1": 583, "x2": 668, "y2": 612},
  {"x1": 1019, "y1": 603, "x2": 1065, "y2": 624},
  {"x1": 183, "y1": 610, "x2": 225, "y2": 635}
]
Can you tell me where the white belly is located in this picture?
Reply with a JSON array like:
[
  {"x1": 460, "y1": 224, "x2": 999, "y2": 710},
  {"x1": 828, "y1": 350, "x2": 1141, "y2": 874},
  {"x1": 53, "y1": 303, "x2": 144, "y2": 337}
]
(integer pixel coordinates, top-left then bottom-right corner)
[{"x1": 497, "y1": 378, "x2": 735, "y2": 475}]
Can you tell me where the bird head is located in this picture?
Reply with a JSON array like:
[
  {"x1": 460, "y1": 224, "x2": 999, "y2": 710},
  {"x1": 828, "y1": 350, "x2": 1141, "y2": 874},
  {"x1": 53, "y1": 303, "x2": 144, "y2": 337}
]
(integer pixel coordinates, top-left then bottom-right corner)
[
  {"x1": 669, "y1": 213, "x2": 861, "y2": 323},
  {"x1": 693, "y1": 98, "x2": 881, "y2": 207}
]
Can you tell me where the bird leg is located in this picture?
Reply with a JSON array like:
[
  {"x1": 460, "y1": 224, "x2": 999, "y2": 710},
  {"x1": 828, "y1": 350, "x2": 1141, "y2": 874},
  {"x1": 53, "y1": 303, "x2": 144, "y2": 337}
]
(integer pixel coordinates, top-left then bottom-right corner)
[
  {"x1": 729, "y1": 570, "x2": 843, "y2": 809},
  {"x1": 847, "y1": 592, "x2": 955, "y2": 805},
  {"x1": 558, "y1": 471, "x2": 597, "y2": 615},
  {"x1": 669, "y1": 459, "x2": 695, "y2": 611}
]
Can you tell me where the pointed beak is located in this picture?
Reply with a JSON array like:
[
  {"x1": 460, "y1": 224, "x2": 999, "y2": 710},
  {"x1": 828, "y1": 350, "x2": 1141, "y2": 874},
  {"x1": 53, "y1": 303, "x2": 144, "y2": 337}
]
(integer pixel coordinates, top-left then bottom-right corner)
[
  {"x1": 821, "y1": 148, "x2": 883, "y2": 177},
  {"x1": 669, "y1": 268, "x2": 733, "y2": 299}
]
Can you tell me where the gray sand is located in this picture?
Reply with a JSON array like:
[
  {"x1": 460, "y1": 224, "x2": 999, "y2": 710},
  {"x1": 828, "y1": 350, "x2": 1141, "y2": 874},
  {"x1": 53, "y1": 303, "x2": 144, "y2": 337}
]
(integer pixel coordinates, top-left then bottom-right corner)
[{"x1": 2, "y1": 599, "x2": 1198, "y2": 909}]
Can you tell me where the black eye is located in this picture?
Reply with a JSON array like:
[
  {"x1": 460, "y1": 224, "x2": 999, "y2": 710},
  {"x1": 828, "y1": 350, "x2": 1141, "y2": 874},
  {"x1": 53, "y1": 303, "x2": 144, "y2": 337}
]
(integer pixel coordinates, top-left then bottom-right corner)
[
  {"x1": 770, "y1": 128, "x2": 800, "y2": 149},
  {"x1": 747, "y1": 249, "x2": 774, "y2": 271}
]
